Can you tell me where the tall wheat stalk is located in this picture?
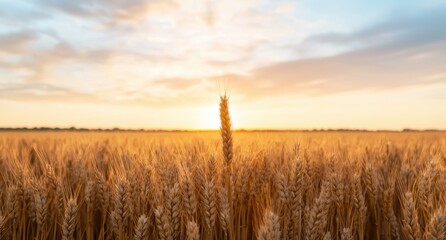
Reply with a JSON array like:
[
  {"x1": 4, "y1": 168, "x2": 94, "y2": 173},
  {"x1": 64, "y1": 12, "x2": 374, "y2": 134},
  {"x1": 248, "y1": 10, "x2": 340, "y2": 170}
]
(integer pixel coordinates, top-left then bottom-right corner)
[
  {"x1": 220, "y1": 94, "x2": 234, "y2": 239},
  {"x1": 220, "y1": 95, "x2": 233, "y2": 166}
]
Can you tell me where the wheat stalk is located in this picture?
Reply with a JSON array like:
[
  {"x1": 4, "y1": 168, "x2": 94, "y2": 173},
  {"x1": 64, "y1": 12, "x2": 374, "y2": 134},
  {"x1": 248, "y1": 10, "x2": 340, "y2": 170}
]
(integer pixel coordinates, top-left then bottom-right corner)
[
  {"x1": 202, "y1": 179, "x2": 217, "y2": 230},
  {"x1": 166, "y1": 183, "x2": 181, "y2": 239},
  {"x1": 402, "y1": 192, "x2": 421, "y2": 240},
  {"x1": 25, "y1": 187, "x2": 36, "y2": 222},
  {"x1": 220, "y1": 95, "x2": 233, "y2": 166},
  {"x1": 62, "y1": 198, "x2": 78, "y2": 240},
  {"x1": 258, "y1": 210, "x2": 281, "y2": 240},
  {"x1": 134, "y1": 214, "x2": 149, "y2": 240},
  {"x1": 35, "y1": 189, "x2": 48, "y2": 229},
  {"x1": 425, "y1": 211, "x2": 446, "y2": 240},
  {"x1": 219, "y1": 186, "x2": 230, "y2": 234},
  {"x1": 114, "y1": 178, "x2": 130, "y2": 237},
  {"x1": 155, "y1": 206, "x2": 173, "y2": 240},
  {"x1": 186, "y1": 221, "x2": 200, "y2": 240},
  {"x1": 391, "y1": 212, "x2": 401, "y2": 240},
  {"x1": 305, "y1": 179, "x2": 331, "y2": 240},
  {"x1": 182, "y1": 175, "x2": 197, "y2": 219}
]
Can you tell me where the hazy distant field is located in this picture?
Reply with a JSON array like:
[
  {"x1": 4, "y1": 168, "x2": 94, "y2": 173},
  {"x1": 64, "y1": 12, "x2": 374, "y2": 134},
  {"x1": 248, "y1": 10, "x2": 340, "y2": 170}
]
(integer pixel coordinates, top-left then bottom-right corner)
[{"x1": 0, "y1": 131, "x2": 445, "y2": 240}]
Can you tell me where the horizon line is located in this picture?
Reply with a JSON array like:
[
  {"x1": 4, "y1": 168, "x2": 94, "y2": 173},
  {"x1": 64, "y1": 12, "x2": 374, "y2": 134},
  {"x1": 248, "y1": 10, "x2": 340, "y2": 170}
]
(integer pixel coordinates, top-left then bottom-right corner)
[{"x1": 0, "y1": 127, "x2": 445, "y2": 133}]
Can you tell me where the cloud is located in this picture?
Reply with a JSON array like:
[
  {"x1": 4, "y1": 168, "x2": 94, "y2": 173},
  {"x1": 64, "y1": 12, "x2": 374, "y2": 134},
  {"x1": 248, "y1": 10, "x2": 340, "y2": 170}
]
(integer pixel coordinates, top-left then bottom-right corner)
[
  {"x1": 303, "y1": 7, "x2": 446, "y2": 49},
  {"x1": 221, "y1": 6, "x2": 446, "y2": 100},
  {"x1": 0, "y1": 31, "x2": 182, "y2": 83},
  {"x1": 0, "y1": 31, "x2": 37, "y2": 53},
  {"x1": 1, "y1": 0, "x2": 297, "y2": 81},
  {"x1": 0, "y1": 80, "x2": 216, "y2": 108},
  {"x1": 1, "y1": 0, "x2": 445, "y2": 109},
  {"x1": 0, "y1": 38, "x2": 113, "y2": 81},
  {"x1": 31, "y1": 0, "x2": 192, "y2": 27},
  {"x1": 0, "y1": 82, "x2": 101, "y2": 103}
]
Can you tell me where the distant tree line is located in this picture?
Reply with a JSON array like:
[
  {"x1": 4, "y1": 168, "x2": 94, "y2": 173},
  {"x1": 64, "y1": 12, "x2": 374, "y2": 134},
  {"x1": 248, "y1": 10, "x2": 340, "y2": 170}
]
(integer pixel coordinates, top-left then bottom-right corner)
[{"x1": 0, "y1": 127, "x2": 443, "y2": 132}]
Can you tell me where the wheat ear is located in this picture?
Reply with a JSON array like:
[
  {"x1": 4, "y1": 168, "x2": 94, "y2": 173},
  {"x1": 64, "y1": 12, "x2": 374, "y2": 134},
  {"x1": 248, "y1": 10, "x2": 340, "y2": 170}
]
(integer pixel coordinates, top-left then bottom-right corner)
[
  {"x1": 134, "y1": 214, "x2": 149, "y2": 240},
  {"x1": 219, "y1": 95, "x2": 233, "y2": 166},
  {"x1": 62, "y1": 198, "x2": 78, "y2": 240},
  {"x1": 115, "y1": 179, "x2": 130, "y2": 237},
  {"x1": 425, "y1": 211, "x2": 446, "y2": 240},
  {"x1": 155, "y1": 206, "x2": 173, "y2": 240},
  {"x1": 219, "y1": 186, "x2": 230, "y2": 233},
  {"x1": 202, "y1": 179, "x2": 217, "y2": 229},
  {"x1": 305, "y1": 179, "x2": 331, "y2": 240},
  {"x1": 186, "y1": 221, "x2": 200, "y2": 240},
  {"x1": 166, "y1": 183, "x2": 181, "y2": 239},
  {"x1": 182, "y1": 175, "x2": 197, "y2": 219},
  {"x1": 402, "y1": 192, "x2": 420, "y2": 240},
  {"x1": 35, "y1": 189, "x2": 48, "y2": 230},
  {"x1": 258, "y1": 210, "x2": 281, "y2": 240}
]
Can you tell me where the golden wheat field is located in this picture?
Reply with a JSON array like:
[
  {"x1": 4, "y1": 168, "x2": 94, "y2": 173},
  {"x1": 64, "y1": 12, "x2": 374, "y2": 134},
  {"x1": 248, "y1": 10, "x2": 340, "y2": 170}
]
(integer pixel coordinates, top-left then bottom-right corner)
[
  {"x1": 2, "y1": 0, "x2": 446, "y2": 239},
  {"x1": 0, "y1": 129, "x2": 445, "y2": 240}
]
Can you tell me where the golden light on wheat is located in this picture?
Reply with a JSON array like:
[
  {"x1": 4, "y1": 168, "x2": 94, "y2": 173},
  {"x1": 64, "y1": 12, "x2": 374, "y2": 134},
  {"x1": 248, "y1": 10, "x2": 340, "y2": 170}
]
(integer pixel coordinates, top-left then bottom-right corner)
[{"x1": 0, "y1": 96, "x2": 445, "y2": 240}]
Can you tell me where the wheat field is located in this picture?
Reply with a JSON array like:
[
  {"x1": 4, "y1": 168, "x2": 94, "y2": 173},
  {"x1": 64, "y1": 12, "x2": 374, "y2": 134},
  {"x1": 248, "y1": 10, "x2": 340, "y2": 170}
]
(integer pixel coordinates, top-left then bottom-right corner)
[
  {"x1": 0, "y1": 100, "x2": 445, "y2": 240},
  {"x1": 1, "y1": 130, "x2": 445, "y2": 240}
]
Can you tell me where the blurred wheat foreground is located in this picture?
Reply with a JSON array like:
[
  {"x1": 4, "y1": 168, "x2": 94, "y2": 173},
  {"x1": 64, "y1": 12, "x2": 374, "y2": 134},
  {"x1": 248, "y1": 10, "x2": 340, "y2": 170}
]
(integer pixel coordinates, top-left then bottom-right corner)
[{"x1": 0, "y1": 97, "x2": 445, "y2": 240}]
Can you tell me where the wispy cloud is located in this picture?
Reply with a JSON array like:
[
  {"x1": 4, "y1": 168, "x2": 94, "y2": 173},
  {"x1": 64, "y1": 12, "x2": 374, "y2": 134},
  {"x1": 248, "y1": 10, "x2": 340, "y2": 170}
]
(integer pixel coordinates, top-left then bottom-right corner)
[
  {"x1": 32, "y1": 0, "x2": 176, "y2": 23},
  {"x1": 0, "y1": 31, "x2": 37, "y2": 53},
  {"x1": 216, "y1": 6, "x2": 446, "y2": 100},
  {"x1": 1, "y1": 0, "x2": 301, "y2": 103},
  {"x1": 0, "y1": 0, "x2": 445, "y2": 113}
]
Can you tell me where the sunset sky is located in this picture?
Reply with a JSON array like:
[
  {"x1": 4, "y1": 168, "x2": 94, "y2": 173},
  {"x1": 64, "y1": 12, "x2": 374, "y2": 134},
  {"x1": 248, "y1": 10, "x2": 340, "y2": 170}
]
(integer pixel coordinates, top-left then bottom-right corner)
[{"x1": 1, "y1": 0, "x2": 445, "y2": 130}]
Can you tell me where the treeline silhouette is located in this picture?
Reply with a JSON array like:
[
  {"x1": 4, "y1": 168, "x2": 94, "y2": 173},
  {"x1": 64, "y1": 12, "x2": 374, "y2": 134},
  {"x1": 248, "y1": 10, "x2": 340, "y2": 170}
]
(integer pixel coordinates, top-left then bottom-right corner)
[{"x1": 0, "y1": 127, "x2": 443, "y2": 132}]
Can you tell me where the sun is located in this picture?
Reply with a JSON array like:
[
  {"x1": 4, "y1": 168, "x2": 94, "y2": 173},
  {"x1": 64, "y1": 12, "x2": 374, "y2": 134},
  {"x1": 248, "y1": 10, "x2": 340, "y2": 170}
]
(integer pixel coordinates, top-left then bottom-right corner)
[
  {"x1": 198, "y1": 104, "x2": 220, "y2": 130},
  {"x1": 198, "y1": 102, "x2": 240, "y2": 130}
]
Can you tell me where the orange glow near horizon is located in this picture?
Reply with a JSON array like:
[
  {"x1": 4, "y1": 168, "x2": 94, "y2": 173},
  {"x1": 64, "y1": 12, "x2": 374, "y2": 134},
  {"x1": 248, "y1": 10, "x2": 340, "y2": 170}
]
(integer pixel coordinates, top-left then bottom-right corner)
[{"x1": 1, "y1": 82, "x2": 446, "y2": 130}]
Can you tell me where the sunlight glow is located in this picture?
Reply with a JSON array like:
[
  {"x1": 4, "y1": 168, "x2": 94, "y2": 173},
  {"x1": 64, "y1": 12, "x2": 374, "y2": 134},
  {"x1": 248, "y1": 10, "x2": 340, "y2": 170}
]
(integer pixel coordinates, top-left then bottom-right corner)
[
  {"x1": 197, "y1": 102, "x2": 241, "y2": 130},
  {"x1": 198, "y1": 104, "x2": 220, "y2": 130}
]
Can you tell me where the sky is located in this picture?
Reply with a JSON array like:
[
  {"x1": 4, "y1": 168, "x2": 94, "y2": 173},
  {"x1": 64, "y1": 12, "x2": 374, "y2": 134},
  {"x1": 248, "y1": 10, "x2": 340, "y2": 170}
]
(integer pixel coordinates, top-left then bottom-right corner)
[{"x1": 1, "y1": 0, "x2": 446, "y2": 130}]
